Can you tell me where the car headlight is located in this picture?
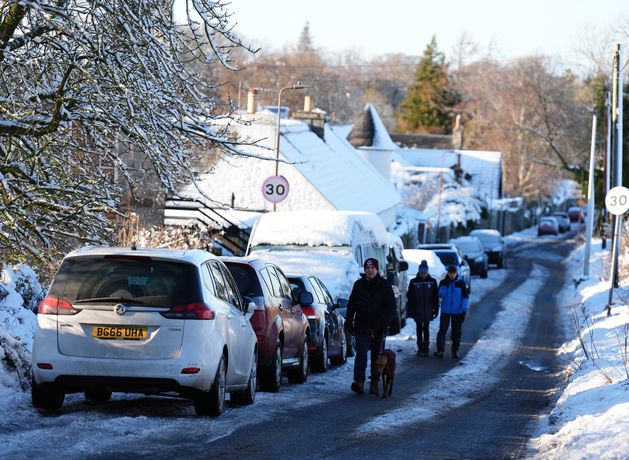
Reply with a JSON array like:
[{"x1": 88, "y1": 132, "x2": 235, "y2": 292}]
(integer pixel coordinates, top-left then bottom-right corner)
[{"x1": 474, "y1": 256, "x2": 484, "y2": 263}]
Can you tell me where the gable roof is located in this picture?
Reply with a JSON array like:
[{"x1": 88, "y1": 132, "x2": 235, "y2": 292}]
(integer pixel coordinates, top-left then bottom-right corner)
[{"x1": 179, "y1": 112, "x2": 400, "y2": 216}]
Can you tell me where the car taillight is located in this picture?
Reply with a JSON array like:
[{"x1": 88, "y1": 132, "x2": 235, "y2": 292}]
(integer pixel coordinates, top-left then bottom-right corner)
[
  {"x1": 301, "y1": 306, "x2": 318, "y2": 319},
  {"x1": 38, "y1": 296, "x2": 81, "y2": 315},
  {"x1": 161, "y1": 302, "x2": 215, "y2": 320}
]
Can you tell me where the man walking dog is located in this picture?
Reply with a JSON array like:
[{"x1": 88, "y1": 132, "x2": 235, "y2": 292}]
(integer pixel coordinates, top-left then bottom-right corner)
[
  {"x1": 345, "y1": 258, "x2": 396, "y2": 395},
  {"x1": 406, "y1": 260, "x2": 439, "y2": 356},
  {"x1": 435, "y1": 264, "x2": 469, "y2": 360}
]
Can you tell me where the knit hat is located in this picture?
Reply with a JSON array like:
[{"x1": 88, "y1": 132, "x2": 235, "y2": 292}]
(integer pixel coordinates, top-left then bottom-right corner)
[
  {"x1": 364, "y1": 258, "x2": 379, "y2": 270},
  {"x1": 447, "y1": 264, "x2": 458, "y2": 273},
  {"x1": 418, "y1": 260, "x2": 429, "y2": 273}
]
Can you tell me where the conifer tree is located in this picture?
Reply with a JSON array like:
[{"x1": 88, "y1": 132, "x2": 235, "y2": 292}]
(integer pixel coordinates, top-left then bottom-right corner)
[{"x1": 397, "y1": 36, "x2": 457, "y2": 133}]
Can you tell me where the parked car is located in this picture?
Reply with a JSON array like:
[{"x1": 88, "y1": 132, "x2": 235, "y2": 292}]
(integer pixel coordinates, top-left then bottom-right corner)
[
  {"x1": 538, "y1": 217, "x2": 560, "y2": 236},
  {"x1": 469, "y1": 229, "x2": 507, "y2": 268},
  {"x1": 221, "y1": 256, "x2": 310, "y2": 392},
  {"x1": 449, "y1": 236, "x2": 489, "y2": 278},
  {"x1": 386, "y1": 233, "x2": 410, "y2": 334},
  {"x1": 567, "y1": 206, "x2": 585, "y2": 223},
  {"x1": 32, "y1": 247, "x2": 258, "y2": 417},
  {"x1": 286, "y1": 274, "x2": 347, "y2": 372},
  {"x1": 416, "y1": 243, "x2": 472, "y2": 293},
  {"x1": 551, "y1": 212, "x2": 571, "y2": 232}
]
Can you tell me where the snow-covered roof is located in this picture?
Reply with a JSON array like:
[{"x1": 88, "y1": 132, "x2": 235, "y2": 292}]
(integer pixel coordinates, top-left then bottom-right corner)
[
  {"x1": 179, "y1": 112, "x2": 400, "y2": 219},
  {"x1": 347, "y1": 104, "x2": 397, "y2": 151},
  {"x1": 393, "y1": 147, "x2": 502, "y2": 200}
]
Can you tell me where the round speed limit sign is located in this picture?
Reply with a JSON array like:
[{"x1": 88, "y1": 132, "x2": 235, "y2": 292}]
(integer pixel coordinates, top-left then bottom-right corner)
[
  {"x1": 605, "y1": 186, "x2": 629, "y2": 215},
  {"x1": 262, "y1": 175, "x2": 290, "y2": 203}
]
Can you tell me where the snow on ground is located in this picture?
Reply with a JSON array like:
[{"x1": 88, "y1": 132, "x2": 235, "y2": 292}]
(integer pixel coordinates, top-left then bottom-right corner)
[{"x1": 1, "y1": 228, "x2": 628, "y2": 458}]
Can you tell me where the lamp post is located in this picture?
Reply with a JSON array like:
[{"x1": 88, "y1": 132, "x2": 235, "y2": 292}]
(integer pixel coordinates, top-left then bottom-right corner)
[{"x1": 273, "y1": 83, "x2": 307, "y2": 211}]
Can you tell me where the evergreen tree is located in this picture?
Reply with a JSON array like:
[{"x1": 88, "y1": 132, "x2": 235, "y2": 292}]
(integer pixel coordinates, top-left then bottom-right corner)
[
  {"x1": 297, "y1": 22, "x2": 314, "y2": 54},
  {"x1": 397, "y1": 36, "x2": 457, "y2": 133}
]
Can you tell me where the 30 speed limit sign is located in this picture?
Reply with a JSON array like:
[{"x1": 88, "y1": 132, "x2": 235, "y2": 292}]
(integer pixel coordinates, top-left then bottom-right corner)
[
  {"x1": 605, "y1": 186, "x2": 629, "y2": 216},
  {"x1": 262, "y1": 175, "x2": 290, "y2": 203}
]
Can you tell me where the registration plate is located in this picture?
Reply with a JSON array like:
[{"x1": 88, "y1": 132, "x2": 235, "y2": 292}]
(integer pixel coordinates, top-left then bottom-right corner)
[{"x1": 92, "y1": 325, "x2": 149, "y2": 340}]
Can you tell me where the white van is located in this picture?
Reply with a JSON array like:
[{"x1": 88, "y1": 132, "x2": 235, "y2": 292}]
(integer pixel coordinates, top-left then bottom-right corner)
[
  {"x1": 247, "y1": 210, "x2": 388, "y2": 299},
  {"x1": 246, "y1": 210, "x2": 407, "y2": 334}
]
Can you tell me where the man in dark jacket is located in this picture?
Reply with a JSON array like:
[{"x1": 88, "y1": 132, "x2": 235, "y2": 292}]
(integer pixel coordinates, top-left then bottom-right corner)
[
  {"x1": 345, "y1": 258, "x2": 396, "y2": 395},
  {"x1": 435, "y1": 264, "x2": 469, "y2": 360},
  {"x1": 406, "y1": 260, "x2": 439, "y2": 357}
]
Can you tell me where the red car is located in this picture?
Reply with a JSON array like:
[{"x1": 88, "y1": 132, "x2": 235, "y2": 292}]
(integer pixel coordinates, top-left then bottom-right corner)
[
  {"x1": 538, "y1": 217, "x2": 559, "y2": 236},
  {"x1": 567, "y1": 206, "x2": 585, "y2": 223},
  {"x1": 222, "y1": 256, "x2": 310, "y2": 392}
]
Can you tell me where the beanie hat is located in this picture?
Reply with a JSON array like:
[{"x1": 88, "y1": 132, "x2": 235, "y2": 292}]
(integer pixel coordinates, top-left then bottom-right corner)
[
  {"x1": 447, "y1": 264, "x2": 458, "y2": 273},
  {"x1": 418, "y1": 260, "x2": 429, "y2": 273},
  {"x1": 364, "y1": 258, "x2": 379, "y2": 270}
]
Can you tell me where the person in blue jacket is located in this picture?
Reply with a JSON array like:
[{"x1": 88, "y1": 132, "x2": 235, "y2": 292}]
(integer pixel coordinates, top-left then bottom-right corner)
[{"x1": 434, "y1": 264, "x2": 469, "y2": 360}]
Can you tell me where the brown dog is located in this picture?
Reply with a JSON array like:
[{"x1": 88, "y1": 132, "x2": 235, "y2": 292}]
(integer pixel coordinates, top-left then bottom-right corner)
[{"x1": 374, "y1": 349, "x2": 396, "y2": 398}]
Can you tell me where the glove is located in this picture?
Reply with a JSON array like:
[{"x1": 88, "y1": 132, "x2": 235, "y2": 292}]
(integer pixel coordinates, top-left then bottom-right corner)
[{"x1": 461, "y1": 312, "x2": 466, "y2": 323}]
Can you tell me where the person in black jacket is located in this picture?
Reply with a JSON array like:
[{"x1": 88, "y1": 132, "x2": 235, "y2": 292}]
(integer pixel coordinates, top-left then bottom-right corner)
[
  {"x1": 345, "y1": 258, "x2": 396, "y2": 395},
  {"x1": 406, "y1": 260, "x2": 439, "y2": 357}
]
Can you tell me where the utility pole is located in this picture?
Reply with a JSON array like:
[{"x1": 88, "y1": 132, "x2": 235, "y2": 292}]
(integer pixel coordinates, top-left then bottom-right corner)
[
  {"x1": 602, "y1": 91, "x2": 612, "y2": 249},
  {"x1": 584, "y1": 114, "x2": 597, "y2": 276},
  {"x1": 611, "y1": 44, "x2": 623, "y2": 288}
]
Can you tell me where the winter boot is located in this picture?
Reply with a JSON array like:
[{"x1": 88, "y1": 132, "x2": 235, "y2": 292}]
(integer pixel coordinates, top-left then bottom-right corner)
[
  {"x1": 369, "y1": 379, "x2": 379, "y2": 395},
  {"x1": 452, "y1": 351, "x2": 460, "y2": 360},
  {"x1": 351, "y1": 381, "x2": 364, "y2": 395},
  {"x1": 433, "y1": 351, "x2": 444, "y2": 359}
]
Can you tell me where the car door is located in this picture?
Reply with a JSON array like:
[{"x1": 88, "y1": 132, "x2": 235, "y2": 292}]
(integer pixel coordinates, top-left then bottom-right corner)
[
  {"x1": 313, "y1": 277, "x2": 342, "y2": 348},
  {"x1": 207, "y1": 261, "x2": 246, "y2": 383},
  {"x1": 266, "y1": 265, "x2": 297, "y2": 357}
]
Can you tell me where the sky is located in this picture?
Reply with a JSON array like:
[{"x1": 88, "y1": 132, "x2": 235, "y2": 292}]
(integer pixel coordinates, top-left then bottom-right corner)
[
  {"x1": 1, "y1": 227, "x2": 627, "y2": 457},
  {"x1": 224, "y1": 0, "x2": 628, "y2": 68}
]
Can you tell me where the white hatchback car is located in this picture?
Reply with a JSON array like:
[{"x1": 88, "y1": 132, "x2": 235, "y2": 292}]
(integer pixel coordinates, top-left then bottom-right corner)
[{"x1": 32, "y1": 246, "x2": 258, "y2": 417}]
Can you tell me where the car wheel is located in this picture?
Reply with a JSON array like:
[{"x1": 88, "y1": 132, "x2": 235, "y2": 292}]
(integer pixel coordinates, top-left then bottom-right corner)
[
  {"x1": 260, "y1": 339, "x2": 282, "y2": 393},
  {"x1": 84, "y1": 388, "x2": 112, "y2": 403},
  {"x1": 31, "y1": 378, "x2": 64, "y2": 411},
  {"x1": 311, "y1": 334, "x2": 328, "y2": 373},
  {"x1": 330, "y1": 330, "x2": 348, "y2": 365},
  {"x1": 287, "y1": 336, "x2": 309, "y2": 384},
  {"x1": 194, "y1": 354, "x2": 226, "y2": 417},
  {"x1": 231, "y1": 350, "x2": 257, "y2": 406}
]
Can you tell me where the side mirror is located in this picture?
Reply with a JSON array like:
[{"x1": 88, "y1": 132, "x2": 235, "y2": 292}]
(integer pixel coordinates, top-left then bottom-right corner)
[
  {"x1": 247, "y1": 301, "x2": 256, "y2": 314},
  {"x1": 398, "y1": 261, "x2": 409, "y2": 272},
  {"x1": 336, "y1": 298, "x2": 348, "y2": 308},
  {"x1": 298, "y1": 290, "x2": 314, "y2": 306}
]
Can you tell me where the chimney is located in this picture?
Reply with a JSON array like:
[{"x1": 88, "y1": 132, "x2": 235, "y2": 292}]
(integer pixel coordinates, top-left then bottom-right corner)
[
  {"x1": 292, "y1": 96, "x2": 326, "y2": 139},
  {"x1": 303, "y1": 95, "x2": 313, "y2": 112},
  {"x1": 246, "y1": 88, "x2": 258, "y2": 114},
  {"x1": 452, "y1": 113, "x2": 464, "y2": 149}
]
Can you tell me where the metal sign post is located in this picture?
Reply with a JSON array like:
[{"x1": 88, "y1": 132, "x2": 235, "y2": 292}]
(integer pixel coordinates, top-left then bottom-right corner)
[{"x1": 604, "y1": 186, "x2": 629, "y2": 314}]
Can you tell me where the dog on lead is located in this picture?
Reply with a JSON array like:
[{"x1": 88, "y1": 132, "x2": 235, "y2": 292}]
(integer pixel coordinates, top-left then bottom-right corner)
[{"x1": 374, "y1": 349, "x2": 396, "y2": 398}]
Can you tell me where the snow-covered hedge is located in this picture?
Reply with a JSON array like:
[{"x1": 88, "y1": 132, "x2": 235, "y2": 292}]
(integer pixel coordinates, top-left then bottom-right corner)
[{"x1": 0, "y1": 265, "x2": 43, "y2": 390}]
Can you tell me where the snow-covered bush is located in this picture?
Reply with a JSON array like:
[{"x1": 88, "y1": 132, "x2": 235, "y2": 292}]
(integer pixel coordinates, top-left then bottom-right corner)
[{"x1": 0, "y1": 265, "x2": 39, "y2": 390}]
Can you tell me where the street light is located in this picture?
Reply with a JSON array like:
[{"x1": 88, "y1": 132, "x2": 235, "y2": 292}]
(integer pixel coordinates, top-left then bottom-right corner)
[{"x1": 273, "y1": 83, "x2": 308, "y2": 211}]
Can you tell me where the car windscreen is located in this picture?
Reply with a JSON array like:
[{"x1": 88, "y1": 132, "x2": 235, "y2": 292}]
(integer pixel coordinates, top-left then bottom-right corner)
[
  {"x1": 455, "y1": 241, "x2": 480, "y2": 253},
  {"x1": 472, "y1": 233, "x2": 499, "y2": 246},
  {"x1": 433, "y1": 251, "x2": 457, "y2": 266},
  {"x1": 48, "y1": 257, "x2": 202, "y2": 307},
  {"x1": 224, "y1": 263, "x2": 263, "y2": 298}
]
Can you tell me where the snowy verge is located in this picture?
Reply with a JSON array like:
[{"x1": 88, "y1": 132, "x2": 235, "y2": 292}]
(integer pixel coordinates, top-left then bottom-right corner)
[
  {"x1": 355, "y1": 264, "x2": 546, "y2": 436},
  {"x1": 529, "y1": 242, "x2": 629, "y2": 460}
]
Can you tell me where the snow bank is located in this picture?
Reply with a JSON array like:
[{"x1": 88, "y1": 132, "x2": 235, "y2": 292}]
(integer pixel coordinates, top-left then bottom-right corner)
[{"x1": 0, "y1": 264, "x2": 42, "y2": 390}]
